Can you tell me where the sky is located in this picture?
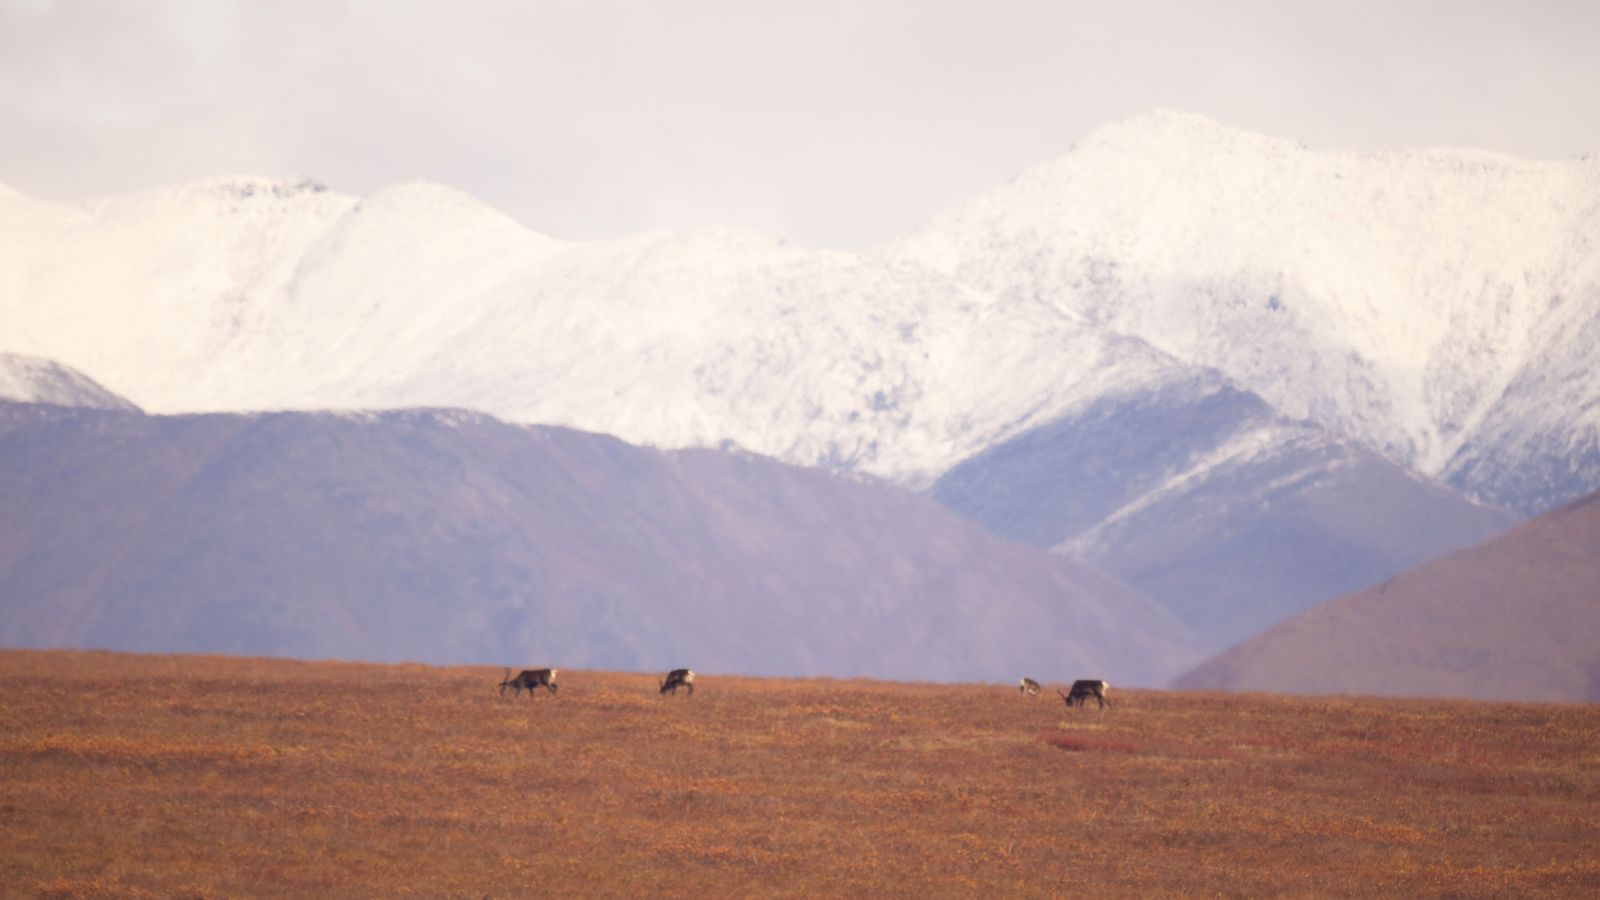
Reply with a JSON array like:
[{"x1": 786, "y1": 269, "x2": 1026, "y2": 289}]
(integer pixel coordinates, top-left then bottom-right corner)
[{"x1": 2, "y1": 0, "x2": 1598, "y2": 249}]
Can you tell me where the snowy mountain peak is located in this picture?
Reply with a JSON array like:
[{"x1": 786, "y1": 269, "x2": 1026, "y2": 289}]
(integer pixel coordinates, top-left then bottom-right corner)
[
  {"x1": 346, "y1": 179, "x2": 545, "y2": 233},
  {"x1": 182, "y1": 175, "x2": 331, "y2": 200},
  {"x1": 79, "y1": 175, "x2": 346, "y2": 216},
  {"x1": 0, "y1": 172, "x2": 1200, "y2": 484},
  {"x1": 894, "y1": 111, "x2": 1600, "y2": 508}
]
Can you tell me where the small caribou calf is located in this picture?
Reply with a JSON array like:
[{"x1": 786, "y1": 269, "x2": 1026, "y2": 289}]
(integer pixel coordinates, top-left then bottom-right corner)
[
  {"x1": 659, "y1": 668, "x2": 695, "y2": 696},
  {"x1": 1059, "y1": 679, "x2": 1111, "y2": 710},
  {"x1": 1019, "y1": 677, "x2": 1042, "y2": 696},
  {"x1": 500, "y1": 667, "x2": 559, "y2": 699}
]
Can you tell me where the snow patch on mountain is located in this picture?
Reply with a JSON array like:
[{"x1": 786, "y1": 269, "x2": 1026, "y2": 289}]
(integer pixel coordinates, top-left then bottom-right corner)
[
  {"x1": 0, "y1": 353, "x2": 138, "y2": 411},
  {"x1": 1057, "y1": 420, "x2": 1321, "y2": 559}
]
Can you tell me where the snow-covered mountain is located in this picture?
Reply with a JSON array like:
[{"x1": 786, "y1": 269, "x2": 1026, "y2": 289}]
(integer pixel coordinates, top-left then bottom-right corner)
[
  {"x1": 6, "y1": 113, "x2": 1594, "y2": 514},
  {"x1": 894, "y1": 110, "x2": 1600, "y2": 513},
  {"x1": 0, "y1": 176, "x2": 1191, "y2": 488},
  {"x1": 0, "y1": 352, "x2": 138, "y2": 411}
]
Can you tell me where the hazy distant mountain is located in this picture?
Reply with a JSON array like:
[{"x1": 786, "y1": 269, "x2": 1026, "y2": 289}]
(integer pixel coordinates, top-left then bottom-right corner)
[
  {"x1": 933, "y1": 374, "x2": 1519, "y2": 649},
  {"x1": 895, "y1": 110, "x2": 1600, "y2": 514},
  {"x1": 1174, "y1": 491, "x2": 1600, "y2": 702},
  {"x1": 0, "y1": 398, "x2": 1199, "y2": 684},
  {"x1": 0, "y1": 352, "x2": 138, "y2": 411}
]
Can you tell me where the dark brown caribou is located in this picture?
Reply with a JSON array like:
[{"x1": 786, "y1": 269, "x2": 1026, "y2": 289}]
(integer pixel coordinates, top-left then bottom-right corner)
[
  {"x1": 659, "y1": 668, "x2": 695, "y2": 696},
  {"x1": 1059, "y1": 679, "x2": 1111, "y2": 709},
  {"x1": 500, "y1": 667, "x2": 558, "y2": 698}
]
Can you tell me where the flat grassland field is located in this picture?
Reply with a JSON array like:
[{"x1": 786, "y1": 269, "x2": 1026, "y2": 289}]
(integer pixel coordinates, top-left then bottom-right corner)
[{"x1": 2, "y1": 651, "x2": 1597, "y2": 897}]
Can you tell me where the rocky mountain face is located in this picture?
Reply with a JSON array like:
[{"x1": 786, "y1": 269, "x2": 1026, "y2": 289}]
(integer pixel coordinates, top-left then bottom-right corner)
[
  {"x1": 1174, "y1": 490, "x2": 1600, "y2": 702},
  {"x1": 0, "y1": 397, "x2": 1199, "y2": 684}
]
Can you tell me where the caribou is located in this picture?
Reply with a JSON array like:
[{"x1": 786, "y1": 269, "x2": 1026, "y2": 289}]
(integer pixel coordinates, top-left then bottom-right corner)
[
  {"x1": 659, "y1": 668, "x2": 695, "y2": 696},
  {"x1": 1019, "y1": 677, "x2": 1042, "y2": 696},
  {"x1": 500, "y1": 667, "x2": 559, "y2": 698},
  {"x1": 1059, "y1": 679, "x2": 1111, "y2": 709}
]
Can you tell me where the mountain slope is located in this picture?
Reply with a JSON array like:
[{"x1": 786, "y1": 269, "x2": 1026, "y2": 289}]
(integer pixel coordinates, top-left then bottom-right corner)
[
  {"x1": 1443, "y1": 304, "x2": 1600, "y2": 512},
  {"x1": 0, "y1": 399, "x2": 1199, "y2": 684},
  {"x1": 933, "y1": 374, "x2": 1518, "y2": 648},
  {"x1": 0, "y1": 352, "x2": 138, "y2": 411},
  {"x1": 895, "y1": 110, "x2": 1600, "y2": 513},
  {"x1": 1174, "y1": 491, "x2": 1600, "y2": 701}
]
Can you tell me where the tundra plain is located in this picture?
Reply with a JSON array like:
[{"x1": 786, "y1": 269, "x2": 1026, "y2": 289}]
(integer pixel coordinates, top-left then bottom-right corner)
[{"x1": 2, "y1": 650, "x2": 1597, "y2": 897}]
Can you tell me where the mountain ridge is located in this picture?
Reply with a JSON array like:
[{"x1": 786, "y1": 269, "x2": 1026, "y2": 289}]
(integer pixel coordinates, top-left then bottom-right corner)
[
  {"x1": 0, "y1": 396, "x2": 1200, "y2": 684},
  {"x1": 2, "y1": 175, "x2": 1205, "y2": 486},
  {"x1": 9, "y1": 111, "x2": 1595, "y2": 515},
  {"x1": 894, "y1": 110, "x2": 1600, "y2": 513},
  {"x1": 932, "y1": 373, "x2": 1518, "y2": 648}
]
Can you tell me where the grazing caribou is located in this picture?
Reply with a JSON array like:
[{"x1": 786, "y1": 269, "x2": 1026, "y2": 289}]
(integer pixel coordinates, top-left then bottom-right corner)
[
  {"x1": 1019, "y1": 677, "x2": 1042, "y2": 696},
  {"x1": 1059, "y1": 679, "x2": 1111, "y2": 709},
  {"x1": 659, "y1": 668, "x2": 695, "y2": 696},
  {"x1": 500, "y1": 667, "x2": 558, "y2": 698}
]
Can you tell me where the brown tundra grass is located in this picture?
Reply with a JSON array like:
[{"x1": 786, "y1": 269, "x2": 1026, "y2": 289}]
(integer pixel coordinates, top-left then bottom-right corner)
[{"x1": 1, "y1": 650, "x2": 1597, "y2": 897}]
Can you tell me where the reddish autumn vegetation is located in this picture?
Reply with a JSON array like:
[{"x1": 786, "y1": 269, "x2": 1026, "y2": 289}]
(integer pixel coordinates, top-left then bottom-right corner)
[
  {"x1": 2, "y1": 650, "x2": 1598, "y2": 897},
  {"x1": 1041, "y1": 733, "x2": 1139, "y2": 754}
]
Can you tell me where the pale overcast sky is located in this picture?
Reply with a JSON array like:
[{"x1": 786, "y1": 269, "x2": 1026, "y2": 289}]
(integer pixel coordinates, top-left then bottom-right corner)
[{"x1": 2, "y1": 0, "x2": 1597, "y2": 248}]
